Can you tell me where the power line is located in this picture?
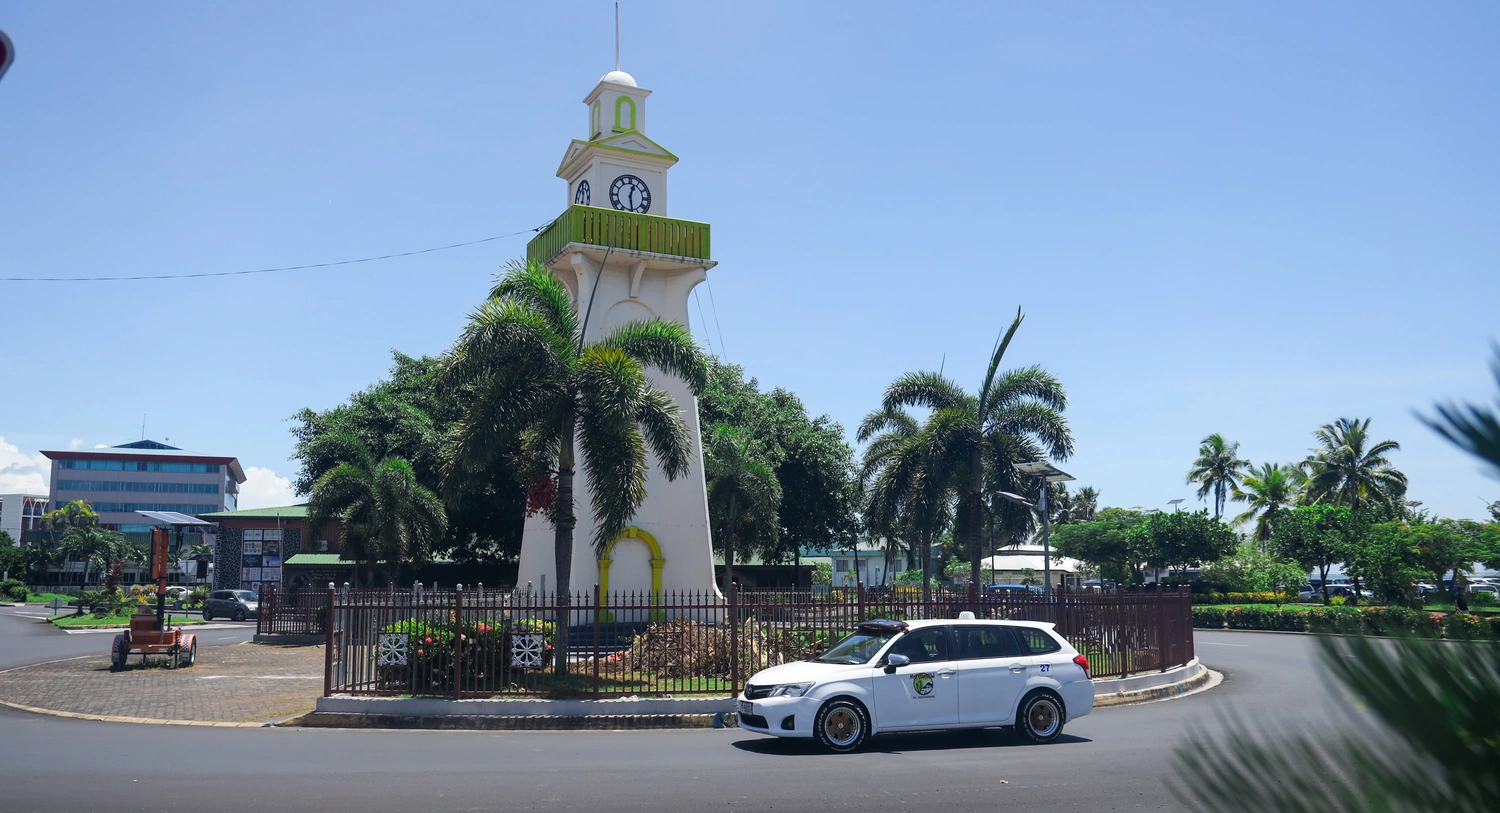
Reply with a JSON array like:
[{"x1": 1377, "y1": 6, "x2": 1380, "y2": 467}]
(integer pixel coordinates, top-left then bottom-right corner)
[
  {"x1": 1, "y1": 225, "x2": 547, "y2": 282},
  {"x1": 704, "y1": 277, "x2": 727, "y2": 359}
]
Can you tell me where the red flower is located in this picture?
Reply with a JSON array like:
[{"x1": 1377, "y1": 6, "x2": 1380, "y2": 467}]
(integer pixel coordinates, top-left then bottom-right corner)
[
  {"x1": 424, "y1": 636, "x2": 434, "y2": 645},
  {"x1": 417, "y1": 649, "x2": 425, "y2": 656}
]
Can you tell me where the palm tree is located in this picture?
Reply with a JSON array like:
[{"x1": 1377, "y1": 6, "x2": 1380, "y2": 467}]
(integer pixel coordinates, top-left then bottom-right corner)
[
  {"x1": 1232, "y1": 462, "x2": 1302, "y2": 542},
  {"x1": 58, "y1": 526, "x2": 128, "y2": 588},
  {"x1": 1302, "y1": 417, "x2": 1407, "y2": 512},
  {"x1": 41, "y1": 499, "x2": 98, "y2": 531},
  {"x1": 882, "y1": 308, "x2": 1074, "y2": 593},
  {"x1": 704, "y1": 424, "x2": 781, "y2": 596},
  {"x1": 1186, "y1": 433, "x2": 1249, "y2": 518},
  {"x1": 305, "y1": 432, "x2": 447, "y2": 587},
  {"x1": 858, "y1": 405, "x2": 953, "y2": 603},
  {"x1": 442, "y1": 260, "x2": 706, "y2": 674}
]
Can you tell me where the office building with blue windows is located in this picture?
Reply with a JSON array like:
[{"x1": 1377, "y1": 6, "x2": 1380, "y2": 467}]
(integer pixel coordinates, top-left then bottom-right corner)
[{"x1": 40, "y1": 440, "x2": 246, "y2": 531}]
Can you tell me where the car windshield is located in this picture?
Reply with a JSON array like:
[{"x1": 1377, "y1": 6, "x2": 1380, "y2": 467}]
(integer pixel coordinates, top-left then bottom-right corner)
[
  {"x1": 233, "y1": 591, "x2": 256, "y2": 601},
  {"x1": 813, "y1": 630, "x2": 896, "y2": 664}
]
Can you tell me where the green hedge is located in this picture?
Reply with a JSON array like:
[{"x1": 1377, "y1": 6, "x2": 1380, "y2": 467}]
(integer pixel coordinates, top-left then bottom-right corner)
[
  {"x1": 1192, "y1": 591, "x2": 1292, "y2": 605},
  {"x1": 1193, "y1": 605, "x2": 1500, "y2": 639}
]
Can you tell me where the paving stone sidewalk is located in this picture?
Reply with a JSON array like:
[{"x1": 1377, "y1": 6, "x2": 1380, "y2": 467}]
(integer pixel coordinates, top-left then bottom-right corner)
[{"x1": 0, "y1": 643, "x2": 323, "y2": 723}]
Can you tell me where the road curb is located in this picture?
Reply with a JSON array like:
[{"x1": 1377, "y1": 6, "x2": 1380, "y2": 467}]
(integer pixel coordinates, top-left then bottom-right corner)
[
  {"x1": 1093, "y1": 663, "x2": 1217, "y2": 707},
  {"x1": 286, "y1": 711, "x2": 730, "y2": 731},
  {"x1": 0, "y1": 697, "x2": 281, "y2": 727}
]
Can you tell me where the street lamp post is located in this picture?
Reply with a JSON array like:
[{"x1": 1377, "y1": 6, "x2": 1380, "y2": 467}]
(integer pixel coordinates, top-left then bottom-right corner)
[{"x1": 1013, "y1": 462, "x2": 1075, "y2": 596}]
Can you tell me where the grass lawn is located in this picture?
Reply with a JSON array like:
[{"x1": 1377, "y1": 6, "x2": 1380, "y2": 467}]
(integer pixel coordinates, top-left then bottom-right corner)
[
  {"x1": 50, "y1": 612, "x2": 204, "y2": 628},
  {"x1": 17, "y1": 592, "x2": 78, "y2": 605}
]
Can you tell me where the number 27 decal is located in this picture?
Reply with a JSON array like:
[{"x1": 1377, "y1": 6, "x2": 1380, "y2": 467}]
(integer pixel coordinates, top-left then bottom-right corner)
[{"x1": 1039, "y1": 663, "x2": 1051, "y2": 673}]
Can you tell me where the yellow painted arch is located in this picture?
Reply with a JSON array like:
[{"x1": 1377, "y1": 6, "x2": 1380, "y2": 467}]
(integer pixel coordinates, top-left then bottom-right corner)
[{"x1": 597, "y1": 526, "x2": 665, "y2": 620}]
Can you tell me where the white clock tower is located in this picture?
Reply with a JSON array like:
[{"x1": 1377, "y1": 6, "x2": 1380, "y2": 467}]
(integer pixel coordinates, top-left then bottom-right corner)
[{"x1": 515, "y1": 66, "x2": 720, "y2": 611}]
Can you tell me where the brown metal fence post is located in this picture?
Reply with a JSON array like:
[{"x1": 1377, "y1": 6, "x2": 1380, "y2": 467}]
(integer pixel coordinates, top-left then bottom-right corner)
[
  {"x1": 593, "y1": 583, "x2": 601, "y2": 700},
  {"x1": 323, "y1": 582, "x2": 335, "y2": 697},
  {"x1": 453, "y1": 584, "x2": 464, "y2": 701},
  {"x1": 1157, "y1": 585, "x2": 1168, "y2": 672},
  {"x1": 857, "y1": 580, "x2": 865, "y2": 622},
  {"x1": 1118, "y1": 585, "x2": 1129, "y2": 679},
  {"x1": 729, "y1": 582, "x2": 740, "y2": 698}
]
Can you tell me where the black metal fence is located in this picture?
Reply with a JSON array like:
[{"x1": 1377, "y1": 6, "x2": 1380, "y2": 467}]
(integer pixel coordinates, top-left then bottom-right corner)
[{"x1": 302, "y1": 582, "x2": 1193, "y2": 699}]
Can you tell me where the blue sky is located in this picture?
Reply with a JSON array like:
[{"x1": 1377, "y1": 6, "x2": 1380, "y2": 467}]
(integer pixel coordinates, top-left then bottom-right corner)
[{"x1": 1, "y1": 2, "x2": 1497, "y2": 521}]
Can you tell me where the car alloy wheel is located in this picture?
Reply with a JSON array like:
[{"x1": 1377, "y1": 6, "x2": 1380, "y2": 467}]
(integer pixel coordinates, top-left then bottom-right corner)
[
  {"x1": 815, "y1": 699, "x2": 868, "y2": 753},
  {"x1": 202, "y1": 609, "x2": 212, "y2": 621},
  {"x1": 1017, "y1": 693, "x2": 1063, "y2": 744},
  {"x1": 232, "y1": 609, "x2": 245, "y2": 622}
]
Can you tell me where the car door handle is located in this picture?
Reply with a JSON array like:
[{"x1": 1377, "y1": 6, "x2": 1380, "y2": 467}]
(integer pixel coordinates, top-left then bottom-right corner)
[
  {"x1": 936, "y1": 669, "x2": 955, "y2": 678},
  {"x1": 1009, "y1": 664, "x2": 1026, "y2": 673}
]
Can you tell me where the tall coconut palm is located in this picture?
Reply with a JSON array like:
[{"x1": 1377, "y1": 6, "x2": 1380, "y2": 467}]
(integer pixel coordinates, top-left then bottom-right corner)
[
  {"x1": 442, "y1": 260, "x2": 706, "y2": 674},
  {"x1": 858, "y1": 405, "x2": 953, "y2": 603},
  {"x1": 1301, "y1": 417, "x2": 1407, "y2": 512},
  {"x1": 1232, "y1": 462, "x2": 1303, "y2": 541},
  {"x1": 1187, "y1": 433, "x2": 1249, "y2": 518},
  {"x1": 305, "y1": 432, "x2": 447, "y2": 587},
  {"x1": 704, "y1": 424, "x2": 781, "y2": 596},
  {"x1": 882, "y1": 308, "x2": 1074, "y2": 593}
]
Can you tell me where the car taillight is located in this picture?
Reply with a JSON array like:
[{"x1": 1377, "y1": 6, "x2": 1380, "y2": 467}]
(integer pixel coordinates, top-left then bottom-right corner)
[{"x1": 1073, "y1": 654, "x2": 1091, "y2": 678}]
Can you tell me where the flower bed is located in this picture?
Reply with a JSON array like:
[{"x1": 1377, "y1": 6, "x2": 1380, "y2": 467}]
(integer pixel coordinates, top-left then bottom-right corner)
[{"x1": 1193, "y1": 605, "x2": 1500, "y2": 639}]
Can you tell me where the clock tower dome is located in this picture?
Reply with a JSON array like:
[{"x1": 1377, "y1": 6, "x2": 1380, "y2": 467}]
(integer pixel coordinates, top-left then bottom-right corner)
[
  {"x1": 558, "y1": 69, "x2": 677, "y2": 216},
  {"x1": 517, "y1": 66, "x2": 720, "y2": 608}
]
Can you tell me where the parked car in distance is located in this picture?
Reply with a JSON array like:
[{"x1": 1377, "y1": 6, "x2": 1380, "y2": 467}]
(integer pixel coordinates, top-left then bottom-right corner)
[
  {"x1": 1081, "y1": 579, "x2": 1116, "y2": 591},
  {"x1": 201, "y1": 590, "x2": 258, "y2": 622},
  {"x1": 737, "y1": 614, "x2": 1093, "y2": 752},
  {"x1": 163, "y1": 586, "x2": 192, "y2": 605},
  {"x1": 1298, "y1": 585, "x2": 1319, "y2": 601},
  {"x1": 987, "y1": 584, "x2": 1042, "y2": 595}
]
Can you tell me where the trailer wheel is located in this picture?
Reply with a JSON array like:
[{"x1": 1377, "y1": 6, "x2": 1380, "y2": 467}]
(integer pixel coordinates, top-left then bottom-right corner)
[
  {"x1": 110, "y1": 635, "x2": 128, "y2": 671},
  {"x1": 177, "y1": 638, "x2": 197, "y2": 667}
]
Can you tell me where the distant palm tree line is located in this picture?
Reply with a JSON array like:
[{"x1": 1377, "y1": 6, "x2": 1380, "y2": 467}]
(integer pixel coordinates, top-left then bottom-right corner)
[{"x1": 1187, "y1": 416, "x2": 1410, "y2": 539}]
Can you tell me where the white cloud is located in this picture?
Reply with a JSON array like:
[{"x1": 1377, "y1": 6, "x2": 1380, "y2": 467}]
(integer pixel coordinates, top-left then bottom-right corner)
[
  {"x1": 68, "y1": 438, "x2": 82, "y2": 450},
  {"x1": 238, "y1": 466, "x2": 297, "y2": 510},
  {"x1": 94, "y1": 444, "x2": 107, "y2": 449},
  {"x1": 0, "y1": 437, "x2": 49, "y2": 495}
]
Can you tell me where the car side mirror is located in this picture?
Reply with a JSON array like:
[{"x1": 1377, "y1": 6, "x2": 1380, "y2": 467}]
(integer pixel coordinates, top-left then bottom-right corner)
[{"x1": 884, "y1": 653, "x2": 910, "y2": 673}]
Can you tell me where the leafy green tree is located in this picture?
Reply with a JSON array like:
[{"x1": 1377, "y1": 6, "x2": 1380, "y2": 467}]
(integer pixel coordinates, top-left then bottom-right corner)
[
  {"x1": 704, "y1": 424, "x2": 781, "y2": 594},
  {"x1": 1186, "y1": 433, "x2": 1248, "y2": 519},
  {"x1": 292, "y1": 352, "x2": 526, "y2": 563},
  {"x1": 304, "y1": 433, "x2": 447, "y2": 586},
  {"x1": 1272, "y1": 504, "x2": 1354, "y2": 604},
  {"x1": 1231, "y1": 462, "x2": 1302, "y2": 541},
  {"x1": 698, "y1": 359, "x2": 860, "y2": 575},
  {"x1": 1141, "y1": 509, "x2": 1237, "y2": 583},
  {"x1": 1302, "y1": 417, "x2": 1407, "y2": 512},
  {"x1": 442, "y1": 261, "x2": 706, "y2": 673},
  {"x1": 0, "y1": 530, "x2": 21, "y2": 579},
  {"x1": 1052, "y1": 508, "x2": 1148, "y2": 586},
  {"x1": 881, "y1": 308, "x2": 1073, "y2": 592},
  {"x1": 1201, "y1": 539, "x2": 1307, "y2": 602},
  {"x1": 1349, "y1": 521, "x2": 1429, "y2": 604}
]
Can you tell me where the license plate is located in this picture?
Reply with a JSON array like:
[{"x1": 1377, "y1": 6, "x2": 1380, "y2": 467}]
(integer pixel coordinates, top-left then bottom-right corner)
[{"x1": 737, "y1": 699, "x2": 754, "y2": 715}]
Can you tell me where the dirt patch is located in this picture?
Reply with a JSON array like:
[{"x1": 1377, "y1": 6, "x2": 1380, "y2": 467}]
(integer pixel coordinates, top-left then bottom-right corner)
[{"x1": 0, "y1": 643, "x2": 324, "y2": 724}]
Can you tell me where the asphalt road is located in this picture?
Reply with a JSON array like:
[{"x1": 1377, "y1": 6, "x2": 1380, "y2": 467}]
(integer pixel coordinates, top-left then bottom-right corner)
[
  {"x1": 0, "y1": 604, "x2": 257, "y2": 672},
  {"x1": 0, "y1": 614, "x2": 1347, "y2": 813}
]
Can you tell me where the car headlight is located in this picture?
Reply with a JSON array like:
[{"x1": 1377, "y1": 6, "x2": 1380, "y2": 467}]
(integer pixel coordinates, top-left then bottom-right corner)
[{"x1": 768, "y1": 682, "x2": 814, "y2": 698}]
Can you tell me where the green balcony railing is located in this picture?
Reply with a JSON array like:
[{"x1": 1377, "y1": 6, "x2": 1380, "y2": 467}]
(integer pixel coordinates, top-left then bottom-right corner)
[{"x1": 526, "y1": 205, "x2": 711, "y2": 265}]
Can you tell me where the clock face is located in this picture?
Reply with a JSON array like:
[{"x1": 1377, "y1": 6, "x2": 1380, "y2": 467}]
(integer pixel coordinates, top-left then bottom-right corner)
[
  {"x1": 574, "y1": 180, "x2": 591, "y2": 206},
  {"x1": 609, "y1": 175, "x2": 651, "y2": 213}
]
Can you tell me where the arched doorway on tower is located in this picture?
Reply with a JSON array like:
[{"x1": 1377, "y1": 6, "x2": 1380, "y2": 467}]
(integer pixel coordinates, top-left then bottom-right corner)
[{"x1": 597, "y1": 526, "x2": 665, "y2": 621}]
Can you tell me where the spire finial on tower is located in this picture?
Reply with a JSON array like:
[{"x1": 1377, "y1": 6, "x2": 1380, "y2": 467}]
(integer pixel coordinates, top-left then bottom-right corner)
[{"x1": 614, "y1": 3, "x2": 620, "y2": 72}]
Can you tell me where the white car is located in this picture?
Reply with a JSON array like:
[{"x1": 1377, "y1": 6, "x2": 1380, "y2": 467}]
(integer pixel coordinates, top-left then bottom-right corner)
[{"x1": 736, "y1": 613, "x2": 1094, "y2": 752}]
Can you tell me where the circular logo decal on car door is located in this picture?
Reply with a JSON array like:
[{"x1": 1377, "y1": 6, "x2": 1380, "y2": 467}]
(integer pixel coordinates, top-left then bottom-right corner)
[{"x1": 912, "y1": 673, "x2": 935, "y2": 696}]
